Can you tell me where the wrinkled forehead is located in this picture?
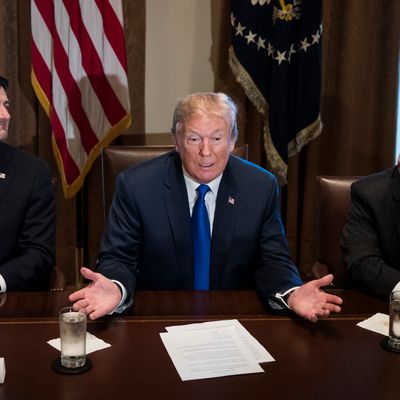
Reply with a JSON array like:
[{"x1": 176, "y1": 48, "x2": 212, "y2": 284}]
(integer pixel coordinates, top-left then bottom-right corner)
[{"x1": 180, "y1": 115, "x2": 231, "y2": 135}]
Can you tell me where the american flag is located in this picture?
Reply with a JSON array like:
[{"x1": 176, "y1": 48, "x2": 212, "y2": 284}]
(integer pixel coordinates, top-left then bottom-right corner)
[
  {"x1": 31, "y1": 0, "x2": 131, "y2": 198},
  {"x1": 230, "y1": 0, "x2": 322, "y2": 184}
]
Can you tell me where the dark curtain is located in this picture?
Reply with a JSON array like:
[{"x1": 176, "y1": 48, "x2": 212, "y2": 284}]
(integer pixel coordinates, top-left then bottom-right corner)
[
  {"x1": 211, "y1": 0, "x2": 400, "y2": 278},
  {"x1": 1, "y1": 0, "x2": 398, "y2": 283},
  {"x1": 0, "y1": 0, "x2": 146, "y2": 284}
]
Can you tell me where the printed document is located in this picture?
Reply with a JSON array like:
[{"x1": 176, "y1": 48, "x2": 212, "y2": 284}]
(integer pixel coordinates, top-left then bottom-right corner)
[
  {"x1": 166, "y1": 319, "x2": 274, "y2": 363},
  {"x1": 160, "y1": 319, "x2": 274, "y2": 381}
]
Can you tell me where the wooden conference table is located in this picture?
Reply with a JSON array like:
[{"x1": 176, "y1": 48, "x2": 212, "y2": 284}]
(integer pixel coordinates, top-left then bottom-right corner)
[{"x1": 0, "y1": 289, "x2": 396, "y2": 400}]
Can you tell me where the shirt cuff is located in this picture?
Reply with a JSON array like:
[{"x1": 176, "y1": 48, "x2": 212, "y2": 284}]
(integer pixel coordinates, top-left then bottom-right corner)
[
  {"x1": 275, "y1": 287, "x2": 300, "y2": 309},
  {"x1": 109, "y1": 280, "x2": 133, "y2": 314},
  {"x1": 392, "y1": 281, "x2": 400, "y2": 293},
  {"x1": 0, "y1": 274, "x2": 6, "y2": 293}
]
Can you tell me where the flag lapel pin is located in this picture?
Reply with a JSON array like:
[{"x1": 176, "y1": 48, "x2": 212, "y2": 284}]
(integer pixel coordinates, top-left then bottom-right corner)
[{"x1": 228, "y1": 196, "x2": 235, "y2": 205}]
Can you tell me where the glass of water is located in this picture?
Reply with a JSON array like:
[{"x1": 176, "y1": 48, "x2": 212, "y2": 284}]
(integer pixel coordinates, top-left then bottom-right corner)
[
  {"x1": 388, "y1": 291, "x2": 400, "y2": 350},
  {"x1": 59, "y1": 307, "x2": 87, "y2": 368}
]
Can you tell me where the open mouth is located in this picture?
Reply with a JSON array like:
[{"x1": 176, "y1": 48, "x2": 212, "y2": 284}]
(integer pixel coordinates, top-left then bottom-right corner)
[{"x1": 199, "y1": 163, "x2": 214, "y2": 169}]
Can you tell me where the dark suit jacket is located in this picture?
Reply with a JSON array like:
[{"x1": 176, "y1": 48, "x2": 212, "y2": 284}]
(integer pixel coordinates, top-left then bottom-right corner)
[
  {"x1": 341, "y1": 166, "x2": 400, "y2": 298},
  {"x1": 97, "y1": 151, "x2": 302, "y2": 307},
  {"x1": 0, "y1": 142, "x2": 55, "y2": 290}
]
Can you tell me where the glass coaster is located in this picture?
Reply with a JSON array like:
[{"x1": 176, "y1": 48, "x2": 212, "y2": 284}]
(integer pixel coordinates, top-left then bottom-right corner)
[
  {"x1": 380, "y1": 337, "x2": 400, "y2": 353},
  {"x1": 52, "y1": 357, "x2": 92, "y2": 374}
]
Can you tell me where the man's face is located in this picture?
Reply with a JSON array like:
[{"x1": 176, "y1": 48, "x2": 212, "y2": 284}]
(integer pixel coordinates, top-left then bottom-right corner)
[
  {"x1": 0, "y1": 87, "x2": 10, "y2": 141},
  {"x1": 174, "y1": 115, "x2": 235, "y2": 183}
]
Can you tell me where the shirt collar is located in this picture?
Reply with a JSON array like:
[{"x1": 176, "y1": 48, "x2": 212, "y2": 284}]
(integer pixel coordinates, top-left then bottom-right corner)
[{"x1": 182, "y1": 167, "x2": 223, "y2": 199}]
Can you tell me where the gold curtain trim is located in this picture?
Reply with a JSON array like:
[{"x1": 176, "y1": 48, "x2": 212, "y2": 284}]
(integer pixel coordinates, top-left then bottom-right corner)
[
  {"x1": 288, "y1": 114, "x2": 322, "y2": 157},
  {"x1": 228, "y1": 47, "x2": 268, "y2": 115},
  {"x1": 228, "y1": 46, "x2": 322, "y2": 184}
]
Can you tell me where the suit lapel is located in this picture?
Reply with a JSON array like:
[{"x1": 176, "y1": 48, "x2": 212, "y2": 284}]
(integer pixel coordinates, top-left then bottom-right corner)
[
  {"x1": 162, "y1": 153, "x2": 194, "y2": 289},
  {"x1": 210, "y1": 160, "x2": 238, "y2": 288},
  {"x1": 0, "y1": 143, "x2": 14, "y2": 205},
  {"x1": 391, "y1": 167, "x2": 400, "y2": 246}
]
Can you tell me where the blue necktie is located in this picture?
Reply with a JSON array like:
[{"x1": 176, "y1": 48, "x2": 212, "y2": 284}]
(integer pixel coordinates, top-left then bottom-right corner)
[{"x1": 192, "y1": 184, "x2": 211, "y2": 290}]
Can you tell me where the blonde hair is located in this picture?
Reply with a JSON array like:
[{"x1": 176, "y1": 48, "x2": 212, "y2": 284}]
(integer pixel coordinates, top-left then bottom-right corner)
[{"x1": 171, "y1": 92, "x2": 238, "y2": 141}]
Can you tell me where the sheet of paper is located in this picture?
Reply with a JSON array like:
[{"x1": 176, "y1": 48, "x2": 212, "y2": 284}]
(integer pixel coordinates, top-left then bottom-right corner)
[
  {"x1": 160, "y1": 326, "x2": 264, "y2": 381},
  {"x1": 166, "y1": 319, "x2": 274, "y2": 363},
  {"x1": 357, "y1": 313, "x2": 389, "y2": 336}
]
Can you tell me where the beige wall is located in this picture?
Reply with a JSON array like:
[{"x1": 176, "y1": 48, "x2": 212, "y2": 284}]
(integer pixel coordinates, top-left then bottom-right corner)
[{"x1": 145, "y1": 0, "x2": 214, "y2": 134}]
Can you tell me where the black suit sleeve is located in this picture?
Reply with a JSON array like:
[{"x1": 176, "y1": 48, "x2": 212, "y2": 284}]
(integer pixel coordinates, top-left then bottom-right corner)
[
  {"x1": 0, "y1": 160, "x2": 55, "y2": 290},
  {"x1": 255, "y1": 176, "x2": 303, "y2": 308},
  {"x1": 96, "y1": 172, "x2": 141, "y2": 298},
  {"x1": 341, "y1": 181, "x2": 400, "y2": 298}
]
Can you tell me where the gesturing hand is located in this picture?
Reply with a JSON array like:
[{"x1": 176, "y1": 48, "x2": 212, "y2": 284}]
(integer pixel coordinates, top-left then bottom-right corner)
[
  {"x1": 69, "y1": 267, "x2": 122, "y2": 320},
  {"x1": 288, "y1": 274, "x2": 343, "y2": 322}
]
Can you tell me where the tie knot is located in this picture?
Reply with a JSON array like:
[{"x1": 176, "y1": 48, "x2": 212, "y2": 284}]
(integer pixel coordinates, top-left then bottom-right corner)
[{"x1": 196, "y1": 184, "x2": 210, "y2": 199}]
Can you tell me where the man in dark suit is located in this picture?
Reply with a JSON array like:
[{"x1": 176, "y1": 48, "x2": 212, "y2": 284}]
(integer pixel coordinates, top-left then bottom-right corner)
[
  {"x1": 0, "y1": 75, "x2": 55, "y2": 291},
  {"x1": 70, "y1": 92, "x2": 342, "y2": 320},
  {"x1": 341, "y1": 156, "x2": 400, "y2": 298}
]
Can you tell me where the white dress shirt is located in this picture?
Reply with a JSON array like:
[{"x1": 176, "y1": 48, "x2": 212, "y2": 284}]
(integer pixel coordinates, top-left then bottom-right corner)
[
  {"x1": 182, "y1": 168, "x2": 222, "y2": 235},
  {"x1": 0, "y1": 275, "x2": 6, "y2": 293},
  {"x1": 392, "y1": 281, "x2": 400, "y2": 293}
]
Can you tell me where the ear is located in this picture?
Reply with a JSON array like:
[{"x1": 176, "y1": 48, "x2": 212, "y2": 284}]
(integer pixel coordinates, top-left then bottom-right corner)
[
  {"x1": 229, "y1": 138, "x2": 236, "y2": 153},
  {"x1": 173, "y1": 135, "x2": 180, "y2": 153}
]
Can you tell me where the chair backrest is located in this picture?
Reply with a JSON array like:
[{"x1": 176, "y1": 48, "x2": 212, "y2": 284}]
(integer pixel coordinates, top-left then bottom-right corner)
[
  {"x1": 313, "y1": 175, "x2": 359, "y2": 286},
  {"x1": 101, "y1": 144, "x2": 248, "y2": 220}
]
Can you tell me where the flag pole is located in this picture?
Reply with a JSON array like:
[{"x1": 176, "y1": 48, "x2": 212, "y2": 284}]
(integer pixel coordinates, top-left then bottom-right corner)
[{"x1": 75, "y1": 186, "x2": 86, "y2": 289}]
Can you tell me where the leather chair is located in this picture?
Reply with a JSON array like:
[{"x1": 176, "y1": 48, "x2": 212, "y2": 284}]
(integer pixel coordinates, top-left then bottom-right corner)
[
  {"x1": 311, "y1": 175, "x2": 359, "y2": 287},
  {"x1": 100, "y1": 144, "x2": 248, "y2": 220}
]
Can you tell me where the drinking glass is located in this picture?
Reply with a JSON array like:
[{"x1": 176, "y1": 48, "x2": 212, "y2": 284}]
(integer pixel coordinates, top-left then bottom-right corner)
[
  {"x1": 388, "y1": 291, "x2": 400, "y2": 350},
  {"x1": 59, "y1": 307, "x2": 87, "y2": 368}
]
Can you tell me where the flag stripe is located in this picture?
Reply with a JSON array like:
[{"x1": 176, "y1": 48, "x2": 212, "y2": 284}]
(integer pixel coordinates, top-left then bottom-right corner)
[
  {"x1": 51, "y1": 69, "x2": 87, "y2": 172},
  {"x1": 51, "y1": 21, "x2": 99, "y2": 154},
  {"x1": 63, "y1": 0, "x2": 127, "y2": 125},
  {"x1": 31, "y1": 0, "x2": 131, "y2": 198},
  {"x1": 51, "y1": 105, "x2": 81, "y2": 184},
  {"x1": 80, "y1": 1, "x2": 130, "y2": 113},
  {"x1": 31, "y1": 0, "x2": 53, "y2": 106},
  {"x1": 95, "y1": 0, "x2": 128, "y2": 71},
  {"x1": 54, "y1": 1, "x2": 113, "y2": 143},
  {"x1": 32, "y1": 0, "x2": 54, "y2": 35},
  {"x1": 31, "y1": 41, "x2": 52, "y2": 111},
  {"x1": 109, "y1": 0, "x2": 124, "y2": 27}
]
